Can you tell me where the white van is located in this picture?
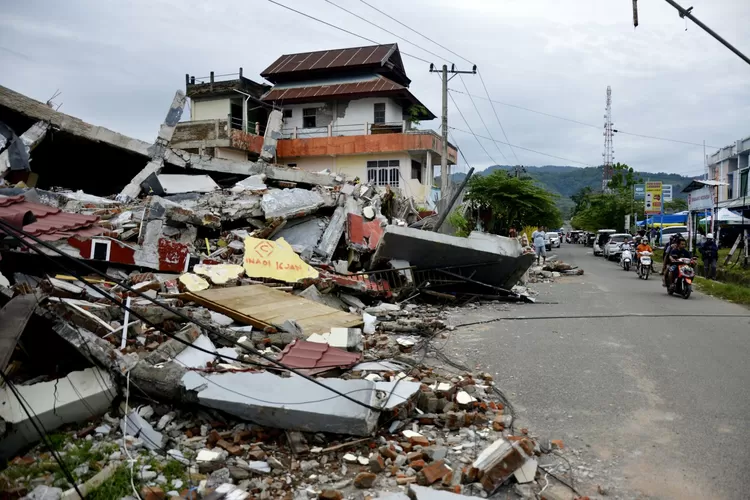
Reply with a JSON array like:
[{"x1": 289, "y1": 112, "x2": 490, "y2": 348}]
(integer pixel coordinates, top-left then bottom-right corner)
[
  {"x1": 593, "y1": 229, "x2": 616, "y2": 256},
  {"x1": 659, "y1": 226, "x2": 689, "y2": 246}
]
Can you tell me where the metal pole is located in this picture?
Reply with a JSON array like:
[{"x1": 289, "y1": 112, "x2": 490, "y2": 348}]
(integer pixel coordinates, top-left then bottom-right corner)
[
  {"x1": 433, "y1": 167, "x2": 475, "y2": 232},
  {"x1": 663, "y1": 0, "x2": 750, "y2": 66},
  {"x1": 441, "y1": 64, "x2": 449, "y2": 198}
]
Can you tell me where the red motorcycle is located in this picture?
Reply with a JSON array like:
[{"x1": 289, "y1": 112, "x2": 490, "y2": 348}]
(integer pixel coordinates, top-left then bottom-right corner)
[{"x1": 668, "y1": 257, "x2": 696, "y2": 299}]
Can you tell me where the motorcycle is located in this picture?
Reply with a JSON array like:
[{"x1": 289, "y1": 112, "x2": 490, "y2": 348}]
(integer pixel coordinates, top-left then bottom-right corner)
[
  {"x1": 667, "y1": 257, "x2": 696, "y2": 299},
  {"x1": 637, "y1": 251, "x2": 652, "y2": 280},
  {"x1": 619, "y1": 243, "x2": 633, "y2": 272}
]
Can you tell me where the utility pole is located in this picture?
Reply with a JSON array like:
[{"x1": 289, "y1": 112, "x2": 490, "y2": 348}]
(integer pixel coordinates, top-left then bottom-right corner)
[
  {"x1": 429, "y1": 63, "x2": 477, "y2": 203},
  {"x1": 633, "y1": 0, "x2": 750, "y2": 67}
]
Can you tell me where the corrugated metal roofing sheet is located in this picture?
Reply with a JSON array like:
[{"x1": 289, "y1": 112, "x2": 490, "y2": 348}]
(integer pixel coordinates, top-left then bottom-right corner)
[
  {"x1": 261, "y1": 75, "x2": 404, "y2": 102},
  {"x1": 0, "y1": 195, "x2": 104, "y2": 242},
  {"x1": 278, "y1": 339, "x2": 362, "y2": 371},
  {"x1": 262, "y1": 44, "x2": 395, "y2": 77}
]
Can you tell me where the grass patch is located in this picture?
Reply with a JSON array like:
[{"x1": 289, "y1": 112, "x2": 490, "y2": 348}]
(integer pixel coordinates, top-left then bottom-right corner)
[
  {"x1": 695, "y1": 277, "x2": 750, "y2": 306},
  {"x1": 87, "y1": 466, "x2": 140, "y2": 500}
]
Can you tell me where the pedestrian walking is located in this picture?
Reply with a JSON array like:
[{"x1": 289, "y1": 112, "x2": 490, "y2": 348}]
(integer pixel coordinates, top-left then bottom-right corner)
[
  {"x1": 699, "y1": 233, "x2": 719, "y2": 279},
  {"x1": 531, "y1": 226, "x2": 547, "y2": 266},
  {"x1": 650, "y1": 227, "x2": 658, "y2": 245}
]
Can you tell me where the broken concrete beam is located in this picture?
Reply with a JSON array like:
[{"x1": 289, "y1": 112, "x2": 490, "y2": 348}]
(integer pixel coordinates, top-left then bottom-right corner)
[
  {"x1": 261, "y1": 188, "x2": 325, "y2": 219},
  {"x1": 298, "y1": 285, "x2": 346, "y2": 311},
  {"x1": 182, "y1": 371, "x2": 407, "y2": 436},
  {"x1": 0, "y1": 368, "x2": 115, "y2": 460},
  {"x1": 471, "y1": 436, "x2": 534, "y2": 493},
  {"x1": 372, "y1": 226, "x2": 535, "y2": 290},
  {"x1": 259, "y1": 109, "x2": 283, "y2": 163},
  {"x1": 314, "y1": 205, "x2": 346, "y2": 261},
  {"x1": 118, "y1": 90, "x2": 186, "y2": 201},
  {"x1": 0, "y1": 120, "x2": 48, "y2": 176},
  {"x1": 157, "y1": 174, "x2": 219, "y2": 194},
  {"x1": 152, "y1": 195, "x2": 221, "y2": 229}
]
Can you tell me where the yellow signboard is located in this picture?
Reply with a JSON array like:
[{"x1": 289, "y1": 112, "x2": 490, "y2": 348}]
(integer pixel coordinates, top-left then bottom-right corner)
[
  {"x1": 644, "y1": 181, "x2": 662, "y2": 215},
  {"x1": 243, "y1": 237, "x2": 319, "y2": 282}
]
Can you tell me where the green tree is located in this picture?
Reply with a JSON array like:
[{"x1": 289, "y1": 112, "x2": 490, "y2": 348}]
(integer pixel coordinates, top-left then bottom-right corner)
[
  {"x1": 664, "y1": 198, "x2": 688, "y2": 213},
  {"x1": 571, "y1": 163, "x2": 643, "y2": 232},
  {"x1": 465, "y1": 170, "x2": 562, "y2": 234}
]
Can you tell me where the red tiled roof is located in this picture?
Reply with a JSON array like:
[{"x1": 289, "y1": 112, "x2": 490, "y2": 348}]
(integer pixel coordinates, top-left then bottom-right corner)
[
  {"x1": 278, "y1": 340, "x2": 361, "y2": 373},
  {"x1": 261, "y1": 75, "x2": 404, "y2": 102},
  {"x1": 0, "y1": 195, "x2": 105, "y2": 242},
  {"x1": 261, "y1": 44, "x2": 397, "y2": 78}
]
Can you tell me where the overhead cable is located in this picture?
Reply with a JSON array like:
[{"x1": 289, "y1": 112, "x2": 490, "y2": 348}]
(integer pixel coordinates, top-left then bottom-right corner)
[
  {"x1": 357, "y1": 0, "x2": 475, "y2": 66},
  {"x1": 458, "y1": 74, "x2": 508, "y2": 164},
  {"x1": 447, "y1": 88, "x2": 720, "y2": 149},
  {"x1": 477, "y1": 71, "x2": 520, "y2": 164},
  {"x1": 0, "y1": 218, "x2": 386, "y2": 412},
  {"x1": 266, "y1": 0, "x2": 433, "y2": 64},
  {"x1": 322, "y1": 0, "x2": 451, "y2": 64}
]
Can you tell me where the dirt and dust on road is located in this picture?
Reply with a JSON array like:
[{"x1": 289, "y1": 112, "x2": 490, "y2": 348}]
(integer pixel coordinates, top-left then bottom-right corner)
[{"x1": 440, "y1": 243, "x2": 750, "y2": 500}]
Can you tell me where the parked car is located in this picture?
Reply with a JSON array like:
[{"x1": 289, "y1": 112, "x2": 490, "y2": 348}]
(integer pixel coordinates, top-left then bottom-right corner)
[
  {"x1": 593, "y1": 229, "x2": 616, "y2": 255},
  {"x1": 545, "y1": 232, "x2": 561, "y2": 250},
  {"x1": 659, "y1": 225, "x2": 689, "y2": 246},
  {"x1": 603, "y1": 233, "x2": 632, "y2": 260}
]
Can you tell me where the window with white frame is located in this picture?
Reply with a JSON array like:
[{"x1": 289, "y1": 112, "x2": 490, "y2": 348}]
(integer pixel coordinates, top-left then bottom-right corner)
[
  {"x1": 367, "y1": 160, "x2": 400, "y2": 187},
  {"x1": 373, "y1": 103, "x2": 386, "y2": 124},
  {"x1": 89, "y1": 239, "x2": 111, "y2": 261},
  {"x1": 302, "y1": 108, "x2": 316, "y2": 128}
]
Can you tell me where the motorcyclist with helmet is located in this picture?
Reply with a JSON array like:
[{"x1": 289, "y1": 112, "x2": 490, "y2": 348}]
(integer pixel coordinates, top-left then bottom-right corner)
[{"x1": 666, "y1": 238, "x2": 692, "y2": 290}]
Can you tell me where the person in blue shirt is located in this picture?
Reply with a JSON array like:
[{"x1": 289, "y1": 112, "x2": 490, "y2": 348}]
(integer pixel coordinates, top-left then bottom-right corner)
[
  {"x1": 531, "y1": 227, "x2": 547, "y2": 266},
  {"x1": 699, "y1": 233, "x2": 719, "y2": 279}
]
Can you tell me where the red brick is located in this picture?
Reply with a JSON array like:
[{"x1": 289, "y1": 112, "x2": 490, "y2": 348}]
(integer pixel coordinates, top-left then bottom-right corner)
[
  {"x1": 417, "y1": 460, "x2": 449, "y2": 485},
  {"x1": 216, "y1": 439, "x2": 243, "y2": 456},
  {"x1": 353, "y1": 472, "x2": 377, "y2": 489},
  {"x1": 408, "y1": 435, "x2": 430, "y2": 447},
  {"x1": 207, "y1": 430, "x2": 222, "y2": 448},
  {"x1": 318, "y1": 490, "x2": 343, "y2": 500},
  {"x1": 369, "y1": 455, "x2": 385, "y2": 473},
  {"x1": 551, "y1": 439, "x2": 564, "y2": 450},
  {"x1": 141, "y1": 486, "x2": 165, "y2": 500},
  {"x1": 409, "y1": 459, "x2": 426, "y2": 471}
]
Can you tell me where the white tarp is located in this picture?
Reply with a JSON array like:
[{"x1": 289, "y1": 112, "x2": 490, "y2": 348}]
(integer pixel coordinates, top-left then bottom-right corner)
[{"x1": 700, "y1": 208, "x2": 750, "y2": 225}]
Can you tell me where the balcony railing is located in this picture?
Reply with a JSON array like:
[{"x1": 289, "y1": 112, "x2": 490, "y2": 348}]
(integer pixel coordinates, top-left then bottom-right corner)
[{"x1": 281, "y1": 121, "x2": 407, "y2": 139}]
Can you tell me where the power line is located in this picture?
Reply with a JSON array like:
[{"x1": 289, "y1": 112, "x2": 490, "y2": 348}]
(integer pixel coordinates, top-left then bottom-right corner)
[
  {"x1": 0, "y1": 218, "x2": 386, "y2": 413},
  {"x1": 477, "y1": 71, "x2": 520, "y2": 164},
  {"x1": 458, "y1": 74, "x2": 508, "y2": 164},
  {"x1": 357, "y1": 0, "x2": 475, "y2": 66},
  {"x1": 0, "y1": 371, "x2": 84, "y2": 498},
  {"x1": 447, "y1": 88, "x2": 721, "y2": 149},
  {"x1": 449, "y1": 125, "x2": 595, "y2": 167},
  {"x1": 266, "y1": 0, "x2": 433, "y2": 65},
  {"x1": 446, "y1": 87, "x2": 502, "y2": 166},
  {"x1": 322, "y1": 0, "x2": 451, "y2": 64}
]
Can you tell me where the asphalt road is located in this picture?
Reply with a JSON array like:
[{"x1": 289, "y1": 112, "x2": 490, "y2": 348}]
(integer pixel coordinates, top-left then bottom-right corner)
[{"x1": 446, "y1": 243, "x2": 750, "y2": 499}]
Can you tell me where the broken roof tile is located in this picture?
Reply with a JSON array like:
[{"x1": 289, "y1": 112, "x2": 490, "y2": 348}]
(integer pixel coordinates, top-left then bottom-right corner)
[
  {"x1": 0, "y1": 195, "x2": 104, "y2": 242},
  {"x1": 278, "y1": 339, "x2": 361, "y2": 371}
]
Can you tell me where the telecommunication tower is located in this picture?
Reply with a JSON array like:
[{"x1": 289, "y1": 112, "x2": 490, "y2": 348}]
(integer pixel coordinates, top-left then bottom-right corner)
[{"x1": 602, "y1": 86, "x2": 615, "y2": 192}]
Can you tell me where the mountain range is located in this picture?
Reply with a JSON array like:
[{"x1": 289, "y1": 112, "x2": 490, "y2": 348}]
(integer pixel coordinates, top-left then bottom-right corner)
[{"x1": 444, "y1": 165, "x2": 697, "y2": 217}]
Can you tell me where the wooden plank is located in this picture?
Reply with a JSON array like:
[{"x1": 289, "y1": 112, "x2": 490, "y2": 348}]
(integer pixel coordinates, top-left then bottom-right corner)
[
  {"x1": 0, "y1": 294, "x2": 38, "y2": 372},
  {"x1": 189, "y1": 285, "x2": 362, "y2": 334}
]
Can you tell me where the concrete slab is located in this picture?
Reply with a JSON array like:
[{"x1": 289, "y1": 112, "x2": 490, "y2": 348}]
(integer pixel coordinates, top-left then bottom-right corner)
[
  {"x1": 157, "y1": 174, "x2": 219, "y2": 194},
  {"x1": 261, "y1": 188, "x2": 325, "y2": 219},
  {"x1": 372, "y1": 225, "x2": 535, "y2": 289},
  {"x1": 182, "y1": 371, "x2": 382, "y2": 435},
  {"x1": 0, "y1": 368, "x2": 115, "y2": 459},
  {"x1": 273, "y1": 216, "x2": 326, "y2": 256}
]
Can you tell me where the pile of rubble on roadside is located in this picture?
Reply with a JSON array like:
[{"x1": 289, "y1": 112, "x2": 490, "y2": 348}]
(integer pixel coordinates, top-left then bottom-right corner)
[
  {"x1": 526, "y1": 258, "x2": 584, "y2": 284},
  {"x1": 0, "y1": 87, "x2": 586, "y2": 499}
]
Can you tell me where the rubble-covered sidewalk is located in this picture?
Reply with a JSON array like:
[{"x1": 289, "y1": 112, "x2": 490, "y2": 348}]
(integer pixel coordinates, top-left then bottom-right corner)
[{"x1": 0, "y1": 86, "x2": 586, "y2": 500}]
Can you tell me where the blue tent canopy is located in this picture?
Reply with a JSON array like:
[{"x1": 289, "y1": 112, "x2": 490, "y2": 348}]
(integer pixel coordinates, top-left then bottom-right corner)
[{"x1": 636, "y1": 213, "x2": 688, "y2": 227}]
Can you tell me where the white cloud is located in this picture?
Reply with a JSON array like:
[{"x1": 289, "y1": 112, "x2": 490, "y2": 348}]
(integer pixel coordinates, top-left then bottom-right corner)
[{"x1": 0, "y1": 0, "x2": 747, "y2": 175}]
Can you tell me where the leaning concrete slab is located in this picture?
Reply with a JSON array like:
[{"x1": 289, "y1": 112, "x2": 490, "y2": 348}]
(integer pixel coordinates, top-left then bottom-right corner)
[
  {"x1": 182, "y1": 371, "x2": 385, "y2": 435},
  {"x1": 118, "y1": 90, "x2": 186, "y2": 201},
  {"x1": 372, "y1": 225, "x2": 535, "y2": 289},
  {"x1": 259, "y1": 109, "x2": 283, "y2": 162},
  {"x1": 0, "y1": 121, "x2": 48, "y2": 177},
  {"x1": 0, "y1": 294, "x2": 38, "y2": 372},
  {"x1": 0, "y1": 367, "x2": 115, "y2": 459}
]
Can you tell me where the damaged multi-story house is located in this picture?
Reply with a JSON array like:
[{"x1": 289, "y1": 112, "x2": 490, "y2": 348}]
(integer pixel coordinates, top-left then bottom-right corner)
[{"x1": 174, "y1": 43, "x2": 457, "y2": 205}]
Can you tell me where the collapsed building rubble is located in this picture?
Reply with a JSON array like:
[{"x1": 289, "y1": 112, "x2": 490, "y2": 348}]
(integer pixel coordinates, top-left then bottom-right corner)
[{"x1": 0, "y1": 86, "x2": 587, "y2": 499}]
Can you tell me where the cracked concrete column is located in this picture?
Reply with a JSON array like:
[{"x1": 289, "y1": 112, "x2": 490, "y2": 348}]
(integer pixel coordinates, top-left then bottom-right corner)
[
  {"x1": 0, "y1": 121, "x2": 49, "y2": 178},
  {"x1": 259, "y1": 109, "x2": 283, "y2": 163}
]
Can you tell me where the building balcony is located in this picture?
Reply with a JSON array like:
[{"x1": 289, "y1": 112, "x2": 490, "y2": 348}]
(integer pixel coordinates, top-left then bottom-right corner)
[{"x1": 175, "y1": 118, "x2": 457, "y2": 164}]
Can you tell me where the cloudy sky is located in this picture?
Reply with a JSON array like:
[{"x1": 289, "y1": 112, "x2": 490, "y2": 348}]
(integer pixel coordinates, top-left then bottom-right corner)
[{"x1": 1, "y1": 0, "x2": 748, "y2": 176}]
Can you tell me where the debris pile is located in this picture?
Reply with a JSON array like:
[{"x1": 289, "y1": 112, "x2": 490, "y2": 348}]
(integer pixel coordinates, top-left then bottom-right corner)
[{"x1": 0, "y1": 86, "x2": 582, "y2": 499}]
